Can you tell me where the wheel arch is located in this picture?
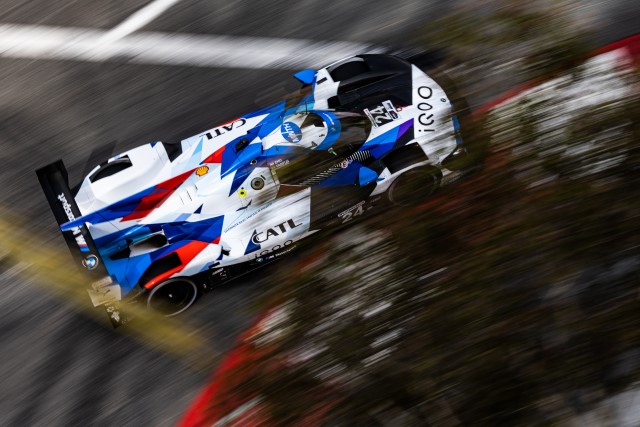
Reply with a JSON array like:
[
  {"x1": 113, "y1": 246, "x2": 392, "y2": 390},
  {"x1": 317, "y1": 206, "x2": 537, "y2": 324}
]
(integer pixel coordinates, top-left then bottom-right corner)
[
  {"x1": 383, "y1": 142, "x2": 432, "y2": 175},
  {"x1": 139, "y1": 253, "x2": 184, "y2": 290}
]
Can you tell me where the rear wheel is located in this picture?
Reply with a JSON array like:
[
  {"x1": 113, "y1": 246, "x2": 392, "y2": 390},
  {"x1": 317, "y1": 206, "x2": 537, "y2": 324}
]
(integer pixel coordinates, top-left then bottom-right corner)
[
  {"x1": 146, "y1": 278, "x2": 198, "y2": 317},
  {"x1": 387, "y1": 166, "x2": 441, "y2": 207}
]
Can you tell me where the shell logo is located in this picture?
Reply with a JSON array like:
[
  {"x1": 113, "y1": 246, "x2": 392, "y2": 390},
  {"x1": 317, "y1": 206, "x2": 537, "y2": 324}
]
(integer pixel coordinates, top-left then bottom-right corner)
[{"x1": 196, "y1": 166, "x2": 209, "y2": 176}]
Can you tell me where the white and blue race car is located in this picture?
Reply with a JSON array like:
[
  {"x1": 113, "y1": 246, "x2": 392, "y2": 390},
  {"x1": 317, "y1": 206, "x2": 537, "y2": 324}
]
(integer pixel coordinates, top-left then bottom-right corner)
[{"x1": 37, "y1": 54, "x2": 472, "y2": 325}]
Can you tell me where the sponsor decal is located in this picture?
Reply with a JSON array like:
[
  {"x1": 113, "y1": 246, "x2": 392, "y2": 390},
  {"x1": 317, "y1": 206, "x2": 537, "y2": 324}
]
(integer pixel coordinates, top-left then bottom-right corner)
[
  {"x1": 196, "y1": 165, "x2": 209, "y2": 176},
  {"x1": 204, "y1": 118, "x2": 246, "y2": 140},
  {"x1": 251, "y1": 219, "x2": 302, "y2": 244},
  {"x1": 338, "y1": 201, "x2": 366, "y2": 223},
  {"x1": 416, "y1": 86, "x2": 436, "y2": 133},
  {"x1": 269, "y1": 158, "x2": 290, "y2": 169},
  {"x1": 58, "y1": 193, "x2": 76, "y2": 222},
  {"x1": 57, "y1": 193, "x2": 88, "y2": 250},
  {"x1": 209, "y1": 267, "x2": 228, "y2": 280},
  {"x1": 383, "y1": 100, "x2": 399, "y2": 119},
  {"x1": 82, "y1": 254, "x2": 99, "y2": 270},
  {"x1": 280, "y1": 121, "x2": 302, "y2": 143},
  {"x1": 87, "y1": 283, "x2": 122, "y2": 306},
  {"x1": 105, "y1": 304, "x2": 124, "y2": 323},
  {"x1": 223, "y1": 203, "x2": 271, "y2": 233},
  {"x1": 252, "y1": 240, "x2": 295, "y2": 259},
  {"x1": 441, "y1": 170, "x2": 465, "y2": 186},
  {"x1": 91, "y1": 276, "x2": 113, "y2": 290},
  {"x1": 364, "y1": 100, "x2": 399, "y2": 127},
  {"x1": 255, "y1": 246, "x2": 297, "y2": 262}
]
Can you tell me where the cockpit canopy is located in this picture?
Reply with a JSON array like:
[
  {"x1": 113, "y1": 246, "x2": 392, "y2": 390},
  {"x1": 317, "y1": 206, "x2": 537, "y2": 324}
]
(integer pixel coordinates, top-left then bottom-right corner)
[{"x1": 270, "y1": 111, "x2": 372, "y2": 186}]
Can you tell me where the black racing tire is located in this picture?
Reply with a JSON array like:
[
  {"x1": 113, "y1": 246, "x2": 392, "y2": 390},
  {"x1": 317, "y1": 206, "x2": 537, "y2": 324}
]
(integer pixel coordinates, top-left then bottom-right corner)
[
  {"x1": 146, "y1": 278, "x2": 199, "y2": 317},
  {"x1": 387, "y1": 166, "x2": 441, "y2": 207}
]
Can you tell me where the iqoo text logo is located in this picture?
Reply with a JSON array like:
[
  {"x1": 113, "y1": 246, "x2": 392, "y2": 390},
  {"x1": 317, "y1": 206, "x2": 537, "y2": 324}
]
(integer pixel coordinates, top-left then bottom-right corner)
[
  {"x1": 416, "y1": 86, "x2": 437, "y2": 133},
  {"x1": 251, "y1": 219, "x2": 302, "y2": 244}
]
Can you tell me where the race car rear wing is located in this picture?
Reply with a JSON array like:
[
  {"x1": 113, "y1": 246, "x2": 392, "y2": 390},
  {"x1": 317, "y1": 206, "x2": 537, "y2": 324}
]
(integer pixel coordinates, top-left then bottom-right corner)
[{"x1": 36, "y1": 160, "x2": 127, "y2": 327}]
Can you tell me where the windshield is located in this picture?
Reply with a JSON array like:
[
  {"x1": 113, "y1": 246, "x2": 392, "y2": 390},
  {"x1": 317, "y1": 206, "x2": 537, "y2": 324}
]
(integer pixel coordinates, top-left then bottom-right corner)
[
  {"x1": 328, "y1": 113, "x2": 371, "y2": 155},
  {"x1": 270, "y1": 112, "x2": 372, "y2": 186}
]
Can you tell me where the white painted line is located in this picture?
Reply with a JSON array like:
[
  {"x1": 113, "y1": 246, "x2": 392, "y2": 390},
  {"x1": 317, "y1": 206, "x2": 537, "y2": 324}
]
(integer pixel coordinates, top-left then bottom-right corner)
[
  {"x1": 0, "y1": 24, "x2": 377, "y2": 69},
  {"x1": 98, "y1": 0, "x2": 182, "y2": 45}
]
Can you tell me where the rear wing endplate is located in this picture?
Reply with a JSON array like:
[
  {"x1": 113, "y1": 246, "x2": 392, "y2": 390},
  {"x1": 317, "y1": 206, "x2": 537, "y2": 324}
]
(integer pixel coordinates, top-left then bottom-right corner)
[{"x1": 36, "y1": 160, "x2": 128, "y2": 327}]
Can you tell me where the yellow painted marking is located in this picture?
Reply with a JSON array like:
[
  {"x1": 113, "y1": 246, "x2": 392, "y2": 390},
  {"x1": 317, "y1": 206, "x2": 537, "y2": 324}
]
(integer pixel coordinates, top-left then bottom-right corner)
[{"x1": 0, "y1": 210, "x2": 218, "y2": 371}]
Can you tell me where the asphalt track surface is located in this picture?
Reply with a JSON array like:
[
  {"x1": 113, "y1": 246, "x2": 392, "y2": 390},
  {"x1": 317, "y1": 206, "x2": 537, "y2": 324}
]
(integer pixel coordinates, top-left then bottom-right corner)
[{"x1": 0, "y1": 1, "x2": 638, "y2": 426}]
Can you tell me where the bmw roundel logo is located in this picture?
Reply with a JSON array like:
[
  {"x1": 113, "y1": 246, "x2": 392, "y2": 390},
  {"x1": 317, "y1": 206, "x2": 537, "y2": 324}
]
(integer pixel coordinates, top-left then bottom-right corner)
[
  {"x1": 82, "y1": 254, "x2": 99, "y2": 270},
  {"x1": 280, "y1": 121, "x2": 302, "y2": 143}
]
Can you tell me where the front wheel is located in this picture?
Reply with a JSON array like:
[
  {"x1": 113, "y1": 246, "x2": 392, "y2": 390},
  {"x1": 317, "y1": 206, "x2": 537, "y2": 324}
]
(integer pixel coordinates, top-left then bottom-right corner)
[
  {"x1": 387, "y1": 166, "x2": 441, "y2": 207},
  {"x1": 146, "y1": 278, "x2": 199, "y2": 317}
]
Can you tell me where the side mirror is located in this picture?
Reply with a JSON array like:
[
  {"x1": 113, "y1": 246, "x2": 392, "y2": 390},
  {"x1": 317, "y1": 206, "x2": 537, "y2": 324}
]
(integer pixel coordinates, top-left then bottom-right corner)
[
  {"x1": 293, "y1": 69, "x2": 316, "y2": 85},
  {"x1": 234, "y1": 138, "x2": 250, "y2": 153}
]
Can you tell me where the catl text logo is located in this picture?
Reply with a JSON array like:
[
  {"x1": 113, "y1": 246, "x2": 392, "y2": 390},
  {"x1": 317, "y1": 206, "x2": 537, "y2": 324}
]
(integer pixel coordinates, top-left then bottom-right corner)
[
  {"x1": 204, "y1": 118, "x2": 246, "y2": 140},
  {"x1": 251, "y1": 219, "x2": 302, "y2": 244}
]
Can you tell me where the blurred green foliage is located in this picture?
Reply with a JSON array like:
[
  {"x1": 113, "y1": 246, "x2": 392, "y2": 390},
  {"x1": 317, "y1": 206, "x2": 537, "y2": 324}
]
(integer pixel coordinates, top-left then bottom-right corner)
[
  {"x1": 208, "y1": 3, "x2": 639, "y2": 425},
  {"x1": 424, "y1": 0, "x2": 595, "y2": 103}
]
